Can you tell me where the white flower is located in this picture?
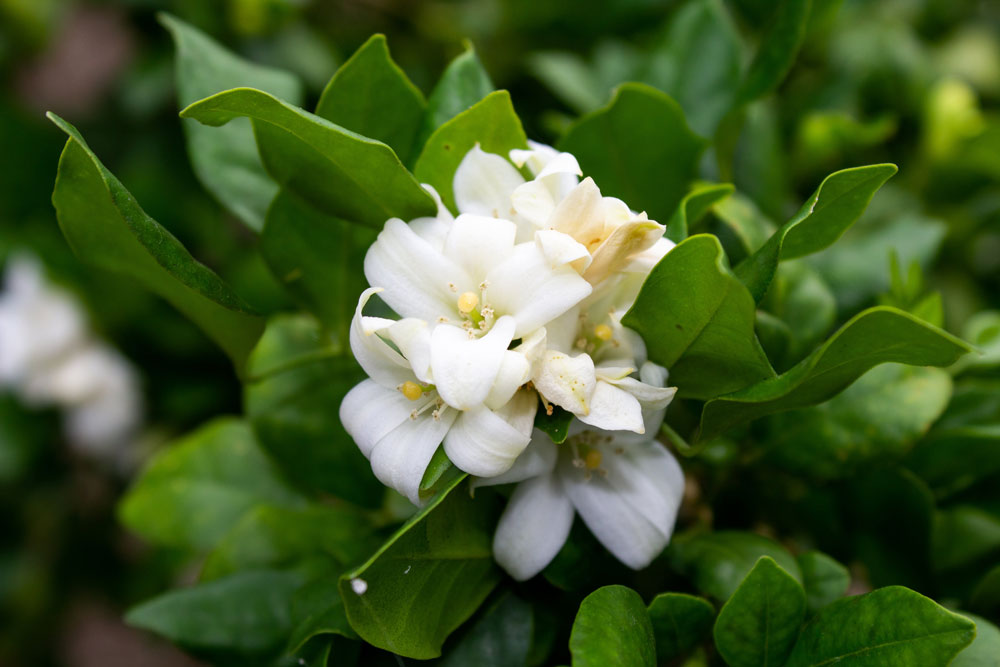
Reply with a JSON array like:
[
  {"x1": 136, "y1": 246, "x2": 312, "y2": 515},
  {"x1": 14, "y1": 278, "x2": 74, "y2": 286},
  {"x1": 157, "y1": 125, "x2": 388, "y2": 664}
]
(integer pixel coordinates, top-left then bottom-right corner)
[{"x1": 479, "y1": 363, "x2": 684, "y2": 580}]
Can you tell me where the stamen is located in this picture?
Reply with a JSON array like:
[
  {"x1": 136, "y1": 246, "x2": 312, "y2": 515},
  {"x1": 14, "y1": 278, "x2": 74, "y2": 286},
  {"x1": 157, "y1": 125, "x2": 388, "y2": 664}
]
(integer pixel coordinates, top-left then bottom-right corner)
[
  {"x1": 457, "y1": 291, "x2": 479, "y2": 314},
  {"x1": 584, "y1": 450, "x2": 603, "y2": 470},
  {"x1": 594, "y1": 324, "x2": 613, "y2": 341},
  {"x1": 399, "y1": 381, "x2": 423, "y2": 401}
]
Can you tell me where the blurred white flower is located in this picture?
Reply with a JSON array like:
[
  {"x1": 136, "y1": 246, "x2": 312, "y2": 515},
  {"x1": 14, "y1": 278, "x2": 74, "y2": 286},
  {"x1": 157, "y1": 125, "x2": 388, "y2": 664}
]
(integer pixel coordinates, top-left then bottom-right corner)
[{"x1": 0, "y1": 253, "x2": 141, "y2": 459}]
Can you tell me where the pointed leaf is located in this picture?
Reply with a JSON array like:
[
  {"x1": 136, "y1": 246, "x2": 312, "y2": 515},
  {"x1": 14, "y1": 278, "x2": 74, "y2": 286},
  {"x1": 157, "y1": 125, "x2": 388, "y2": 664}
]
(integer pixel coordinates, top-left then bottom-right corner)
[
  {"x1": 664, "y1": 182, "x2": 734, "y2": 242},
  {"x1": 647, "y1": 593, "x2": 715, "y2": 660},
  {"x1": 734, "y1": 0, "x2": 811, "y2": 106},
  {"x1": 416, "y1": 45, "x2": 494, "y2": 151},
  {"x1": 569, "y1": 585, "x2": 656, "y2": 667},
  {"x1": 797, "y1": 551, "x2": 849, "y2": 613}
]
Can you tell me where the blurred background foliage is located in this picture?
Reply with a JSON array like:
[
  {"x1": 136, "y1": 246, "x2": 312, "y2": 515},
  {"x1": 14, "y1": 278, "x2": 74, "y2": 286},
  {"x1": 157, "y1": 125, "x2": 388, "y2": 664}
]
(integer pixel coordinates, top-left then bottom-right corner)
[{"x1": 1, "y1": 0, "x2": 999, "y2": 664}]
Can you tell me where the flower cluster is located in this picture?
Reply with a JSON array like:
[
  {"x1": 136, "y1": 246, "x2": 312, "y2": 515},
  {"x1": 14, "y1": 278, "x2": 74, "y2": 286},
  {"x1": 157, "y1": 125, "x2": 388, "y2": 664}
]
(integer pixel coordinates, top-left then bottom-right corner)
[
  {"x1": 340, "y1": 143, "x2": 684, "y2": 579},
  {"x1": 0, "y1": 253, "x2": 141, "y2": 461}
]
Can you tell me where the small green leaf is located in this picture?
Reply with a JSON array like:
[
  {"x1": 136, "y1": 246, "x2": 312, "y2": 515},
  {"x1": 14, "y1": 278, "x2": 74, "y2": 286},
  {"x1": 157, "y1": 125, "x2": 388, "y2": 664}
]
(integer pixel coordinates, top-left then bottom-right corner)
[
  {"x1": 647, "y1": 593, "x2": 715, "y2": 661},
  {"x1": 125, "y1": 569, "x2": 304, "y2": 658},
  {"x1": 315, "y1": 34, "x2": 426, "y2": 165},
  {"x1": 699, "y1": 306, "x2": 972, "y2": 441},
  {"x1": 714, "y1": 557, "x2": 806, "y2": 667},
  {"x1": 569, "y1": 585, "x2": 656, "y2": 667},
  {"x1": 797, "y1": 551, "x2": 849, "y2": 613},
  {"x1": 244, "y1": 314, "x2": 384, "y2": 508},
  {"x1": 784, "y1": 586, "x2": 976, "y2": 667},
  {"x1": 119, "y1": 418, "x2": 305, "y2": 551},
  {"x1": 623, "y1": 234, "x2": 775, "y2": 400},
  {"x1": 953, "y1": 613, "x2": 1000, "y2": 667},
  {"x1": 664, "y1": 182, "x2": 735, "y2": 242},
  {"x1": 734, "y1": 0, "x2": 811, "y2": 106},
  {"x1": 48, "y1": 114, "x2": 265, "y2": 371},
  {"x1": 559, "y1": 83, "x2": 707, "y2": 223},
  {"x1": 159, "y1": 13, "x2": 303, "y2": 231},
  {"x1": 736, "y1": 164, "x2": 897, "y2": 302},
  {"x1": 534, "y1": 405, "x2": 575, "y2": 444},
  {"x1": 180, "y1": 87, "x2": 436, "y2": 226},
  {"x1": 413, "y1": 90, "x2": 528, "y2": 214},
  {"x1": 417, "y1": 45, "x2": 494, "y2": 151},
  {"x1": 667, "y1": 531, "x2": 801, "y2": 602},
  {"x1": 439, "y1": 593, "x2": 534, "y2": 667},
  {"x1": 339, "y1": 476, "x2": 501, "y2": 659}
]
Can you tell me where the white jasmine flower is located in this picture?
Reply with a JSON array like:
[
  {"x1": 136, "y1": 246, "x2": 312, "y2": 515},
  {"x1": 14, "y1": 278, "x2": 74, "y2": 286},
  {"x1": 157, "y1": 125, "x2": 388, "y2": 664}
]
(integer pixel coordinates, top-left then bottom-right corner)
[{"x1": 480, "y1": 363, "x2": 684, "y2": 580}]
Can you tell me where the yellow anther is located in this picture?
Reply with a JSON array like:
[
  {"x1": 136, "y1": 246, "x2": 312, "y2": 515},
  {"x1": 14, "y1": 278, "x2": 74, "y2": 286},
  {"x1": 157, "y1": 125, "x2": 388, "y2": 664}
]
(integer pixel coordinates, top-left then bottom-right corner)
[
  {"x1": 457, "y1": 291, "x2": 480, "y2": 314},
  {"x1": 584, "y1": 449, "x2": 603, "y2": 470},
  {"x1": 594, "y1": 324, "x2": 613, "y2": 341},
  {"x1": 399, "y1": 381, "x2": 423, "y2": 401}
]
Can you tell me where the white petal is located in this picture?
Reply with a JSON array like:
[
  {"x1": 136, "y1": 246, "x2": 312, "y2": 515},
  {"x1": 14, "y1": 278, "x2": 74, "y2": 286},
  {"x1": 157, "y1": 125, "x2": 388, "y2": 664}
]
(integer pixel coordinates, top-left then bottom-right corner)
[
  {"x1": 349, "y1": 288, "x2": 412, "y2": 387},
  {"x1": 606, "y1": 376, "x2": 677, "y2": 411},
  {"x1": 537, "y1": 151, "x2": 583, "y2": 181},
  {"x1": 386, "y1": 318, "x2": 433, "y2": 383},
  {"x1": 493, "y1": 474, "x2": 575, "y2": 580},
  {"x1": 485, "y1": 350, "x2": 531, "y2": 410},
  {"x1": 584, "y1": 219, "x2": 666, "y2": 285},
  {"x1": 473, "y1": 428, "x2": 558, "y2": 488},
  {"x1": 430, "y1": 316, "x2": 516, "y2": 410},
  {"x1": 444, "y1": 391, "x2": 536, "y2": 477},
  {"x1": 548, "y1": 177, "x2": 606, "y2": 244},
  {"x1": 339, "y1": 379, "x2": 421, "y2": 458},
  {"x1": 370, "y1": 406, "x2": 458, "y2": 504},
  {"x1": 577, "y1": 380, "x2": 645, "y2": 433},
  {"x1": 624, "y1": 237, "x2": 675, "y2": 274},
  {"x1": 562, "y1": 442, "x2": 684, "y2": 570},
  {"x1": 534, "y1": 230, "x2": 592, "y2": 273},
  {"x1": 510, "y1": 180, "x2": 557, "y2": 228},
  {"x1": 453, "y1": 145, "x2": 525, "y2": 217},
  {"x1": 444, "y1": 214, "x2": 517, "y2": 278},
  {"x1": 484, "y1": 244, "x2": 592, "y2": 337},
  {"x1": 422, "y1": 183, "x2": 454, "y2": 221},
  {"x1": 532, "y1": 350, "x2": 596, "y2": 416},
  {"x1": 640, "y1": 361, "x2": 669, "y2": 387},
  {"x1": 513, "y1": 327, "x2": 547, "y2": 362},
  {"x1": 364, "y1": 218, "x2": 470, "y2": 321}
]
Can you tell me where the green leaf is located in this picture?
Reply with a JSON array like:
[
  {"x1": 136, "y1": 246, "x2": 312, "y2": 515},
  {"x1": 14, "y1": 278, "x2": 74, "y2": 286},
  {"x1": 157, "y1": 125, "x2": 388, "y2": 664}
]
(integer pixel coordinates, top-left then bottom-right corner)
[
  {"x1": 953, "y1": 613, "x2": 1000, "y2": 667},
  {"x1": 417, "y1": 45, "x2": 494, "y2": 151},
  {"x1": 558, "y1": 83, "x2": 707, "y2": 223},
  {"x1": 699, "y1": 306, "x2": 972, "y2": 442},
  {"x1": 533, "y1": 405, "x2": 575, "y2": 444},
  {"x1": 527, "y1": 51, "x2": 607, "y2": 115},
  {"x1": 647, "y1": 593, "x2": 715, "y2": 661},
  {"x1": 438, "y1": 593, "x2": 534, "y2": 667},
  {"x1": 125, "y1": 569, "x2": 304, "y2": 658},
  {"x1": 288, "y1": 576, "x2": 359, "y2": 653},
  {"x1": 765, "y1": 364, "x2": 952, "y2": 478},
  {"x1": 244, "y1": 314, "x2": 384, "y2": 508},
  {"x1": 664, "y1": 182, "x2": 735, "y2": 242},
  {"x1": 201, "y1": 505, "x2": 376, "y2": 581},
  {"x1": 735, "y1": 165, "x2": 897, "y2": 302},
  {"x1": 339, "y1": 476, "x2": 501, "y2": 659},
  {"x1": 797, "y1": 551, "x2": 849, "y2": 613},
  {"x1": 48, "y1": 113, "x2": 265, "y2": 371},
  {"x1": 119, "y1": 418, "x2": 305, "y2": 551},
  {"x1": 784, "y1": 586, "x2": 976, "y2": 667},
  {"x1": 622, "y1": 234, "x2": 775, "y2": 400},
  {"x1": 413, "y1": 90, "x2": 528, "y2": 214},
  {"x1": 569, "y1": 585, "x2": 656, "y2": 667},
  {"x1": 315, "y1": 34, "x2": 426, "y2": 165},
  {"x1": 159, "y1": 13, "x2": 303, "y2": 231},
  {"x1": 714, "y1": 556, "x2": 806, "y2": 667},
  {"x1": 762, "y1": 261, "x2": 837, "y2": 369},
  {"x1": 734, "y1": 0, "x2": 811, "y2": 106},
  {"x1": 932, "y1": 506, "x2": 1000, "y2": 573},
  {"x1": 180, "y1": 87, "x2": 436, "y2": 226},
  {"x1": 908, "y1": 425, "x2": 1000, "y2": 498},
  {"x1": 260, "y1": 191, "x2": 375, "y2": 333},
  {"x1": 667, "y1": 531, "x2": 801, "y2": 601}
]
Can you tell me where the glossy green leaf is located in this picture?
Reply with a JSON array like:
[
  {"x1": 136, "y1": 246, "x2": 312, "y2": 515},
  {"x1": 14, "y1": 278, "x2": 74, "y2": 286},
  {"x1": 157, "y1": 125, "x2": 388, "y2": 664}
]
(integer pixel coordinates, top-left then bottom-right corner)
[
  {"x1": 736, "y1": 165, "x2": 897, "y2": 302},
  {"x1": 287, "y1": 576, "x2": 358, "y2": 653},
  {"x1": 339, "y1": 476, "x2": 500, "y2": 659},
  {"x1": 160, "y1": 13, "x2": 303, "y2": 231},
  {"x1": 49, "y1": 114, "x2": 265, "y2": 371},
  {"x1": 623, "y1": 234, "x2": 775, "y2": 400},
  {"x1": 119, "y1": 418, "x2": 305, "y2": 551},
  {"x1": 559, "y1": 83, "x2": 707, "y2": 223},
  {"x1": 569, "y1": 585, "x2": 656, "y2": 667},
  {"x1": 260, "y1": 191, "x2": 375, "y2": 333},
  {"x1": 784, "y1": 586, "x2": 976, "y2": 667},
  {"x1": 201, "y1": 505, "x2": 376, "y2": 581},
  {"x1": 766, "y1": 364, "x2": 952, "y2": 478},
  {"x1": 954, "y1": 613, "x2": 1000, "y2": 667},
  {"x1": 438, "y1": 593, "x2": 534, "y2": 667},
  {"x1": 244, "y1": 314, "x2": 383, "y2": 508},
  {"x1": 908, "y1": 425, "x2": 1000, "y2": 498},
  {"x1": 314, "y1": 34, "x2": 425, "y2": 165},
  {"x1": 714, "y1": 557, "x2": 806, "y2": 667},
  {"x1": 126, "y1": 569, "x2": 304, "y2": 658},
  {"x1": 647, "y1": 593, "x2": 715, "y2": 661},
  {"x1": 664, "y1": 182, "x2": 735, "y2": 242},
  {"x1": 180, "y1": 87, "x2": 436, "y2": 226},
  {"x1": 699, "y1": 307, "x2": 971, "y2": 441},
  {"x1": 417, "y1": 45, "x2": 494, "y2": 151},
  {"x1": 667, "y1": 531, "x2": 801, "y2": 601},
  {"x1": 413, "y1": 90, "x2": 527, "y2": 214},
  {"x1": 797, "y1": 551, "x2": 849, "y2": 613},
  {"x1": 534, "y1": 405, "x2": 575, "y2": 444},
  {"x1": 735, "y1": 0, "x2": 811, "y2": 106}
]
